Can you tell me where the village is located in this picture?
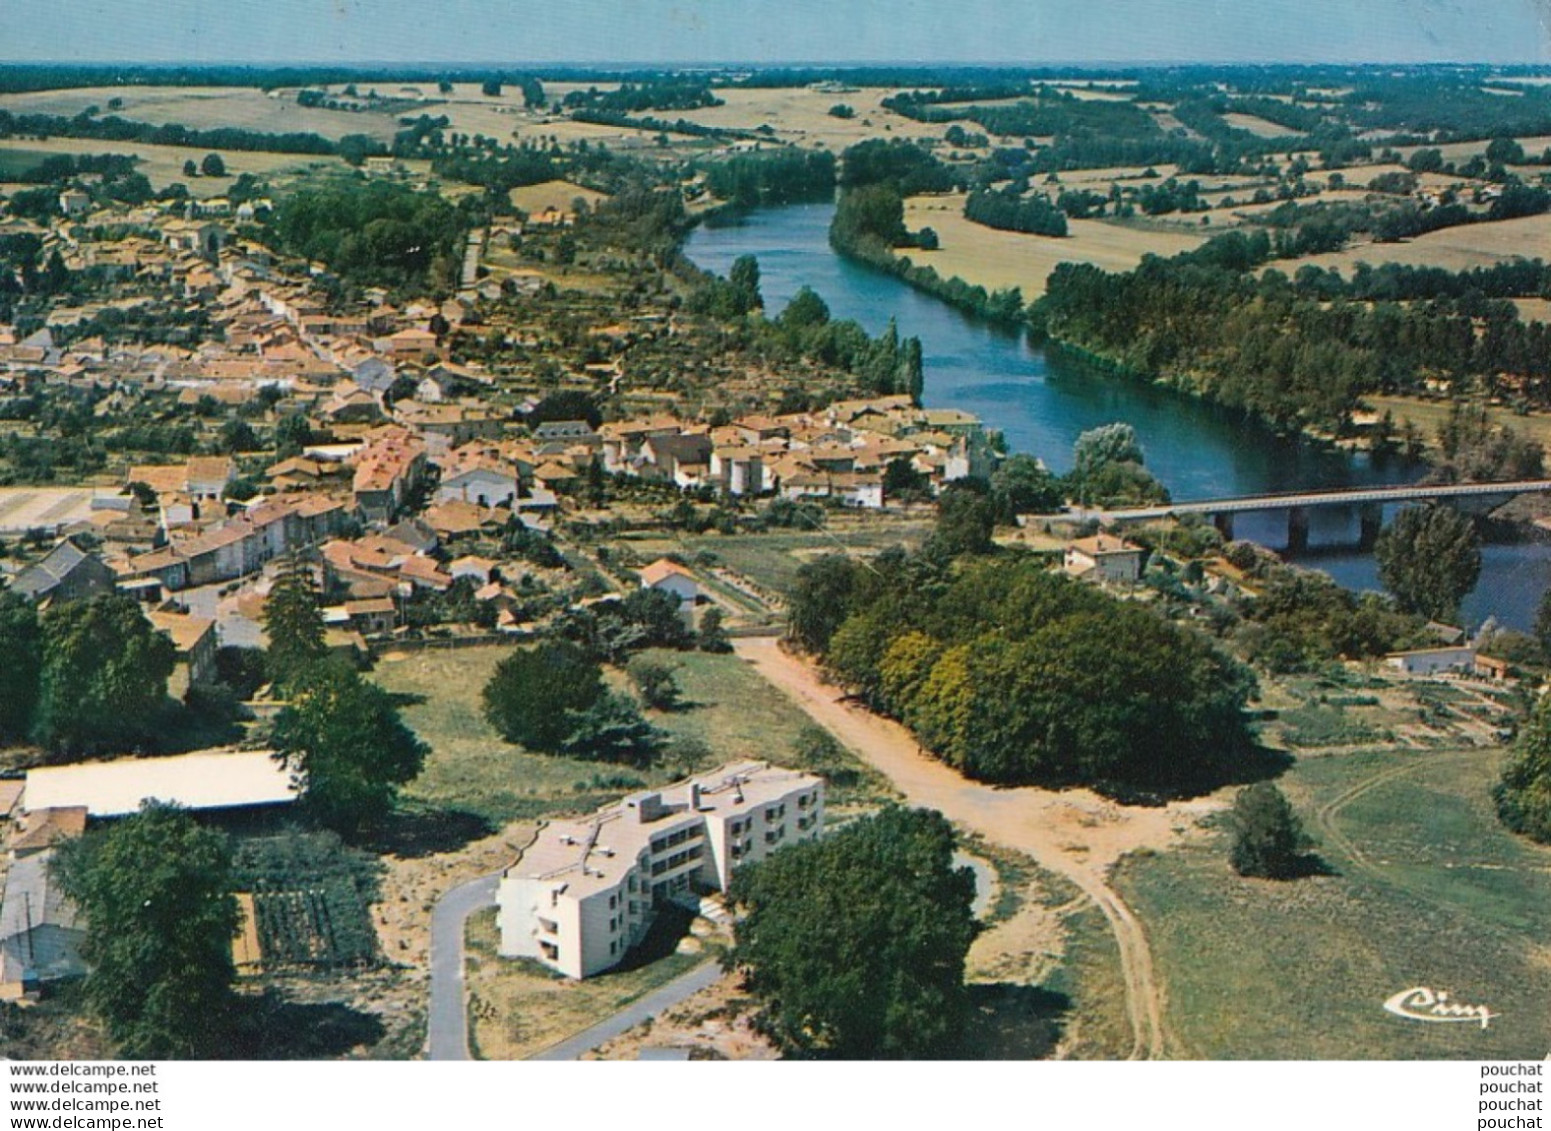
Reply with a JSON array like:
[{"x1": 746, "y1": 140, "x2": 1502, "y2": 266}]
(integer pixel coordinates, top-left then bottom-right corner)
[{"x1": 0, "y1": 62, "x2": 1548, "y2": 1069}]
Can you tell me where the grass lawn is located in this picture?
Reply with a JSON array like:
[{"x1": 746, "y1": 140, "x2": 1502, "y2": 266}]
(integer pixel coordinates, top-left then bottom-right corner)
[
  {"x1": 623, "y1": 519, "x2": 935, "y2": 597},
  {"x1": 372, "y1": 643, "x2": 890, "y2": 825},
  {"x1": 463, "y1": 907, "x2": 712, "y2": 1060},
  {"x1": 1118, "y1": 745, "x2": 1551, "y2": 1059}
]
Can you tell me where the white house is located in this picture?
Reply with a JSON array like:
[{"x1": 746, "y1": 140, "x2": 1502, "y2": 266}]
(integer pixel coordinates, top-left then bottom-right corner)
[
  {"x1": 1063, "y1": 535, "x2": 1145, "y2": 584},
  {"x1": 1384, "y1": 646, "x2": 1477, "y2": 676},
  {"x1": 436, "y1": 463, "x2": 518, "y2": 508},
  {"x1": 639, "y1": 558, "x2": 699, "y2": 625},
  {"x1": 496, "y1": 762, "x2": 824, "y2": 980}
]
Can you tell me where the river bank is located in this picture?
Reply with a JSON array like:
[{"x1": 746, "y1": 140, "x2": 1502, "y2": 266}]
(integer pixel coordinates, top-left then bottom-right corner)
[{"x1": 684, "y1": 199, "x2": 1551, "y2": 630}]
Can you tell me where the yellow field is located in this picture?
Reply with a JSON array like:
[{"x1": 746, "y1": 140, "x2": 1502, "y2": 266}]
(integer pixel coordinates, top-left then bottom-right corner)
[
  {"x1": 1513, "y1": 297, "x2": 1551, "y2": 324},
  {"x1": 0, "y1": 85, "x2": 400, "y2": 142},
  {"x1": 0, "y1": 136, "x2": 343, "y2": 197},
  {"x1": 1296, "y1": 212, "x2": 1551, "y2": 275},
  {"x1": 902, "y1": 193, "x2": 1213, "y2": 299},
  {"x1": 1220, "y1": 112, "x2": 1304, "y2": 138},
  {"x1": 507, "y1": 179, "x2": 610, "y2": 214},
  {"x1": 666, "y1": 86, "x2": 946, "y2": 150},
  {"x1": 1392, "y1": 135, "x2": 1551, "y2": 164}
]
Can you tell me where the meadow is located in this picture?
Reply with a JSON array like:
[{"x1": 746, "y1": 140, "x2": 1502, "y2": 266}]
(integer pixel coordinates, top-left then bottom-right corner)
[
  {"x1": 1117, "y1": 745, "x2": 1551, "y2": 1059},
  {"x1": 371, "y1": 641, "x2": 888, "y2": 826}
]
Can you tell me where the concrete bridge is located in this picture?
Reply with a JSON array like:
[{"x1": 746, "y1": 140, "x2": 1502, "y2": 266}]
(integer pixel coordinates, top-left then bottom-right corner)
[{"x1": 1061, "y1": 479, "x2": 1551, "y2": 551}]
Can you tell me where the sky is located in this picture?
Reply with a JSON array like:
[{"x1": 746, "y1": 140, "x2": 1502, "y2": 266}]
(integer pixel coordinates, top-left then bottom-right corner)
[{"x1": 4, "y1": 0, "x2": 1549, "y2": 65}]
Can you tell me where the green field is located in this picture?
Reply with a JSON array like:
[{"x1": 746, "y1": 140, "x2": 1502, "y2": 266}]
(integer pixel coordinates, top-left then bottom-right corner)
[
  {"x1": 372, "y1": 643, "x2": 888, "y2": 825},
  {"x1": 0, "y1": 148, "x2": 58, "y2": 178},
  {"x1": 623, "y1": 519, "x2": 935, "y2": 597},
  {"x1": 1120, "y1": 746, "x2": 1551, "y2": 1059}
]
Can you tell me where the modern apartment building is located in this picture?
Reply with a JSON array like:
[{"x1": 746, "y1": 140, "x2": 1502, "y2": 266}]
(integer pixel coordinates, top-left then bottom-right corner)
[{"x1": 496, "y1": 761, "x2": 824, "y2": 979}]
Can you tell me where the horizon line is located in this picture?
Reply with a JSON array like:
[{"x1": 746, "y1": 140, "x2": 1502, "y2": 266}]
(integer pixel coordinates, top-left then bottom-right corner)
[{"x1": 2, "y1": 58, "x2": 1549, "y2": 70}]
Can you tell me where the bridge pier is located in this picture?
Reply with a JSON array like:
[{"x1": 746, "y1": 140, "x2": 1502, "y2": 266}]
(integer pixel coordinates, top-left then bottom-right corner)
[
  {"x1": 1212, "y1": 512, "x2": 1234, "y2": 541},
  {"x1": 1359, "y1": 503, "x2": 1384, "y2": 550},
  {"x1": 1286, "y1": 506, "x2": 1310, "y2": 553}
]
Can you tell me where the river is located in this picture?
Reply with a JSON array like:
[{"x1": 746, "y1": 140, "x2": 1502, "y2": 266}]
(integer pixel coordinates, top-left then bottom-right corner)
[{"x1": 685, "y1": 200, "x2": 1551, "y2": 631}]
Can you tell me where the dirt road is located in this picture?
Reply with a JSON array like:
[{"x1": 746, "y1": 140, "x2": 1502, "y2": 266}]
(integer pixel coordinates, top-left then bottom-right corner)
[{"x1": 736, "y1": 636, "x2": 1226, "y2": 1060}]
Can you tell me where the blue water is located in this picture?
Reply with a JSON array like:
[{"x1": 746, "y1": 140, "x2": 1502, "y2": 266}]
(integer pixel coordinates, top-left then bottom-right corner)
[{"x1": 686, "y1": 201, "x2": 1551, "y2": 630}]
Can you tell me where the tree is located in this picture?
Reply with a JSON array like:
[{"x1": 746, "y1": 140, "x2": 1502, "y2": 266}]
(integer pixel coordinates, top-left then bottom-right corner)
[
  {"x1": 779, "y1": 286, "x2": 831, "y2": 332},
  {"x1": 200, "y1": 152, "x2": 226, "y2": 178},
  {"x1": 1494, "y1": 691, "x2": 1551, "y2": 844},
  {"x1": 273, "y1": 412, "x2": 313, "y2": 459},
  {"x1": 1227, "y1": 782, "x2": 1312, "y2": 878},
  {"x1": 990, "y1": 452, "x2": 1062, "y2": 517},
  {"x1": 787, "y1": 554, "x2": 859, "y2": 654},
  {"x1": 53, "y1": 803, "x2": 238, "y2": 1058},
  {"x1": 481, "y1": 79, "x2": 502, "y2": 97},
  {"x1": 1375, "y1": 505, "x2": 1482, "y2": 622},
  {"x1": 627, "y1": 655, "x2": 681, "y2": 710},
  {"x1": 729, "y1": 254, "x2": 762, "y2": 311},
  {"x1": 262, "y1": 558, "x2": 327, "y2": 693},
  {"x1": 727, "y1": 806, "x2": 977, "y2": 1058},
  {"x1": 560, "y1": 691, "x2": 662, "y2": 765},
  {"x1": 1536, "y1": 587, "x2": 1551, "y2": 660},
  {"x1": 182, "y1": 158, "x2": 198, "y2": 178},
  {"x1": 1073, "y1": 422, "x2": 1145, "y2": 479},
  {"x1": 925, "y1": 485, "x2": 996, "y2": 558},
  {"x1": 33, "y1": 594, "x2": 175, "y2": 755},
  {"x1": 482, "y1": 641, "x2": 603, "y2": 751},
  {"x1": 271, "y1": 664, "x2": 427, "y2": 837},
  {"x1": 697, "y1": 605, "x2": 732, "y2": 653},
  {"x1": 0, "y1": 590, "x2": 41, "y2": 741},
  {"x1": 618, "y1": 587, "x2": 693, "y2": 650},
  {"x1": 219, "y1": 417, "x2": 258, "y2": 454},
  {"x1": 882, "y1": 456, "x2": 930, "y2": 499}
]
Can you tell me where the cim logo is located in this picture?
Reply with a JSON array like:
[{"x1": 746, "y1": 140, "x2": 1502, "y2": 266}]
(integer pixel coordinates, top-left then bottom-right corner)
[{"x1": 1383, "y1": 986, "x2": 1497, "y2": 1029}]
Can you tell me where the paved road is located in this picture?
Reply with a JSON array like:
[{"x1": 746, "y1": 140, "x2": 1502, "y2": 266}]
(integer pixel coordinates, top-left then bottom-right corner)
[
  {"x1": 528, "y1": 960, "x2": 724, "y2": 1061},
  {"x1": 954, "y1": 850, "x2": 995, "y2": 920},
  {"x1": 426, "y1": 872, "x2": 500, "y2": 1061}
]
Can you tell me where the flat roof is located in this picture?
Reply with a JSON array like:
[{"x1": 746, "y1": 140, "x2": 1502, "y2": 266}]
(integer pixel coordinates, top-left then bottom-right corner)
[{"x1": 24, "y1": 750, "x2": 297, "y2": 818}]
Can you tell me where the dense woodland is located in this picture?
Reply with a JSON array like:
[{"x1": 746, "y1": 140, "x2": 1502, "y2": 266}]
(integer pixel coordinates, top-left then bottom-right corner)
[
  {"x1": 790, "y1": 546, "x2": 1255, "y2": 795},
  {"x1": 1032, "y1": 238, "x2": 1551, "y2": 431}
]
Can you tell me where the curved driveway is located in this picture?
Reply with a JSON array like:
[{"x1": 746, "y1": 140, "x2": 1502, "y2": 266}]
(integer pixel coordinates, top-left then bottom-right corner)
[{"x1": 427, "y1": 872, "x2": 500, "y2": 1060}]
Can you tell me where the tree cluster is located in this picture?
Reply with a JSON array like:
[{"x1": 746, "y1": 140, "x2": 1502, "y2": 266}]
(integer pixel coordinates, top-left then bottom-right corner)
[
  {"x1": 963, "y1": 188, "x2": 1068, "y2": 237},
  {"x1": 0, "y1": 590, "x2": 175, "y2": 755},
  {"x1": 791, "y1": 548, "x2": 1255, "y2": 793}
]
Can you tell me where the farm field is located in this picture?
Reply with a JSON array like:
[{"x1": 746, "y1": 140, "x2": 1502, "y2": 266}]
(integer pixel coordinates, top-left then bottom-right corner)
[
  {"x1": 0, "y1": 85, "x2": 401, "y2": 142},
  {"x1": 668, "y1": 86, "x2": 947, "y2": 150},
  {"x1": 0, "y1": 136, "x2": 342, "y2": 196},
  {"x1": 1117, "y1": 745, "x2": 1551, "y2": 1059},
  {"x1": 902, "y1": 194, "x2": 1214, "y2": 299},
  {"x1": 1220, "y1": 111, "x2": 1305, "y2": 138},
  {"x1": 508, "y1": 178, "x2": 610, "y2": 214},
  {"x1": 1295, "y1": 211, "x2": 1551, "y2": 275}
]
